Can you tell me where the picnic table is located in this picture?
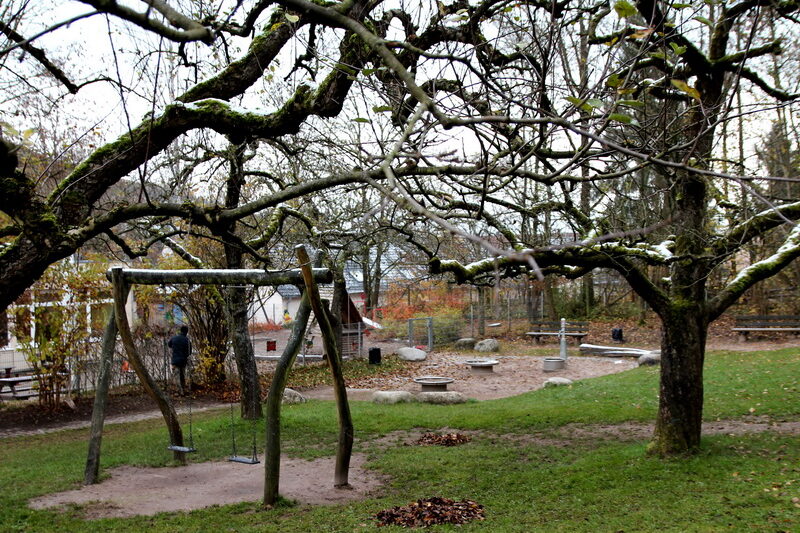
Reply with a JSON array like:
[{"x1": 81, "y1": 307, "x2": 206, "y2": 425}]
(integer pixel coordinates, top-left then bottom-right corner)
[
  {"x1": 526, "y1": 320, "x2": 588, "y2": 345},
  {"x1": 0, "y1": 367, "x2": 70, "y2": 400},
  {"x1": 0, "y1": 371, "x2": 37, "y2": 399}
]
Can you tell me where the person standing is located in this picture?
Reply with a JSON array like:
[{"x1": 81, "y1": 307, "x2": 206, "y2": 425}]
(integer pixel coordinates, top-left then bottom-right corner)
[{"x1": 168, "y1": 325, "x2": 191, "y2": 394}]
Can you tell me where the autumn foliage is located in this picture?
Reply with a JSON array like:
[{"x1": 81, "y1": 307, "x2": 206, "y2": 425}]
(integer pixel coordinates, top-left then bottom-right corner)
[
  {"x1": 381, "y1": 281, "x2": 468, "y2": 321},
  {"x1": 376, "y1": 497, "x2": 485, "y2": 528}
]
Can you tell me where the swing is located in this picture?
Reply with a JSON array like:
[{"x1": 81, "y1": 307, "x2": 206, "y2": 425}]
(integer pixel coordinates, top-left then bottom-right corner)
[
  {"x1": 168, "y1": 363, "x2": 197, "y2": 453},
  {"x1": 167, "y1": 396, "x2": 197, "y2": 453},
  {"x1": 228, "y1": 401, "x2": 260, "y2": 464}
]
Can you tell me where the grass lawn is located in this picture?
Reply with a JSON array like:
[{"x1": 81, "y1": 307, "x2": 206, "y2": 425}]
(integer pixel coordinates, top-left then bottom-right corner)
[{"x1": 1, "y1": 347, "x2": 798, "y2": 531}]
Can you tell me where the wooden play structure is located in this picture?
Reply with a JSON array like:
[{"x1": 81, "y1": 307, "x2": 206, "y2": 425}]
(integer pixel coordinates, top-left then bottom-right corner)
[{"x1": 84, "y1": 245, "x2": 354, "y2": 507}]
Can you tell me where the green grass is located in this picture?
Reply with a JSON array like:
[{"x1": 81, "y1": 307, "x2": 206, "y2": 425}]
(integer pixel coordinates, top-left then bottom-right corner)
[{"x1": 1, "y1": 348, "x2": 799, "y2": 531}]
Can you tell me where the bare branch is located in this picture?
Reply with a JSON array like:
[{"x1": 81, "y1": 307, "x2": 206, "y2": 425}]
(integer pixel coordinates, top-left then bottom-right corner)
[
  {"x1": 0, "y1": 21, "x2": 79, "y2": 93},
  {"x1": 77, "y1": 0, "x2": 215, "y2": 43}
]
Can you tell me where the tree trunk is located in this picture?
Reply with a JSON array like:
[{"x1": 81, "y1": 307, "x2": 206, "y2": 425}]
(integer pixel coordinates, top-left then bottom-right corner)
[
  {"x1": 649, "y1": 304, "x2": 707, "y2": 455},
  {"x1": 225, "y1": 286, "x2": 262, "y2": 419},
  {"x1": 477, "y1": 286, "x2": 485, "y2": 336},
  {"x1": 330, "y1": 273, "x2": 346, "y2": 357},
  {"x1": 84, "y1": 308, "x2": 119, "y2": 484},
  {"x1": 264, "y1": 292, "x2": 311, "y2": 506},
  {"x1": 362, "y1": 241, "x2": 384, "y2": 316},
  {"x1": 224, "y1": 142, "x2": 262, "y2": 419},
  {"x1": 581, "y1": 274, "x2": 594, "y2": 317},
  {"x1": 543, "y1": 277, "x2": 557, "y2": 320}
]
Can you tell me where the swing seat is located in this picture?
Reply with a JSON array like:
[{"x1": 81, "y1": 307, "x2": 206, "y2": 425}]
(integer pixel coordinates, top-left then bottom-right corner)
[
  {"x1": 167, "y1": 445, "x2": 197, "y2": 453},
  {"x1": 228, "y1": 455, "x2": 260, "y2": 464}
]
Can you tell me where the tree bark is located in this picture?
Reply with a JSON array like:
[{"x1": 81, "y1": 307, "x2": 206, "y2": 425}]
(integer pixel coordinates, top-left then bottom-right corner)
[
  {"x1": 649, "y1": 303, "x2": 707, "y2": 455},
  {"x1": 225, "y1": 286, "x2": 262, "y2": 419},
  {"x1": 477, "y1": 286, "x2": 485, "y2": 336},
  {"x1": 543, "y1": 277, "x2": 558, "y2": 320},
  {"x1": 223, "y1": 142, "x2": 262, "y2": 419},
  {"x1": 110, "y1": 267, "x2": 188, "y2": 463},
  {"x1": 264, "y1": 292, "x2": 311, "y2": 506},
  {"x1": 84, "y1": 308, "x2": 120, "y2": 484},
  {"x1": 361, "y1": 240, "x2": 384, "y2": 316},
  {"x1": 330, "y1": 271, "x2": 346, "y2": 357}
]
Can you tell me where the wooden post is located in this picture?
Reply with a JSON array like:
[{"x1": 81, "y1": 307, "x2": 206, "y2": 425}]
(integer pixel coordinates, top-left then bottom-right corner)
[
  {"x1": 264, "y1": 292, "x2": 312, "y2": 506},
  {"x1": 84, "y1": 307, "x2": 120, "y2": 485},
  {"x1": 110, "y1": 267, "x2": 187, "y2": 464},
  {"x1": 295, "y1": 245, "x2": 353, "y2": 488}
]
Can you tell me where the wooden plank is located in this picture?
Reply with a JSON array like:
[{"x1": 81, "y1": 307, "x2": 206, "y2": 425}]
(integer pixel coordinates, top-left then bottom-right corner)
[
  {"x1": 731, "y1": 327, "x2": 800, "y2": 332},
  {"x1": 110, "y1": 268, "x2": 332, "y2": 286},
  {"x1": 0, "y1": 376, "x2": 34, "y2": 384}
]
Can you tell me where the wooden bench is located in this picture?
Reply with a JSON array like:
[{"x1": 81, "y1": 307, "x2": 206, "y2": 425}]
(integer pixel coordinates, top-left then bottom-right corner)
[
  {"x1": 526, "y1": 321, "x2": 588, "y2": 345},
  {"x1": 732, "y1": 315, "x2": 800, "y2": 342}
]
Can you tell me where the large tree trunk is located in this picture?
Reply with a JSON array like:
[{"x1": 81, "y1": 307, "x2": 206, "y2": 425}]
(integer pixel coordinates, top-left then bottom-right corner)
[
  {"x1": 226, "y1": 286, "x2": 262, "y2": 419},
  {"x1": 223, "y1": 143, "x2": 262, "y2": 420},
  {"x1": 543, "y1": 277, "x2": 558, "y2": 320},
  {"x1": 362, "y1": 240, "x2": 384, "y2": 317},
  {"x1": 649, "y1": 303, "x2": 708, "y2": 455},
  {"x1": 330, "y1": 272, "x2": 346, "y2": 356}
]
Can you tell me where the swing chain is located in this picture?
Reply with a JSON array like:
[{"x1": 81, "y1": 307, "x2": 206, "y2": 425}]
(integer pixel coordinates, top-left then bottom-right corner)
[{"x1": 186, "y1": 367, "x2": 194, "y2": 448}]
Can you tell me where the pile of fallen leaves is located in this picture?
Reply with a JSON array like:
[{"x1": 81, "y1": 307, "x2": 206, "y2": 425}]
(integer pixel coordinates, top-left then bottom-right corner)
[
  {"x1": 376, "y1": 497, "x2": 485, "y2": 528},
  {"x1": 415, "y1": 432, "x2": 471, "y2": 446}
]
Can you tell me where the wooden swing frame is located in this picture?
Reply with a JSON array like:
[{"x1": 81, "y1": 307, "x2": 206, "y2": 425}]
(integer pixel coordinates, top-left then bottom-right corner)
[{"x1": 83, "y1": 257, "x2": 353, "y2": 508}]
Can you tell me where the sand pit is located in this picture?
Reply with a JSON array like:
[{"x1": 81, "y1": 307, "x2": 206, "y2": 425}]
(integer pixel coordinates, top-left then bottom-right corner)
[
  {"x1": 302, "y1": 354, "x2": 638, "y2": 401},
  {"x1": 29, "y1": 454, "x2": 383, "y2": 519}
]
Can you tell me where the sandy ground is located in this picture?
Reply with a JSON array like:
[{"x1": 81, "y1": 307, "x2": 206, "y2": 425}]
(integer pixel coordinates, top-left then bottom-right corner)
[
  {"x1": 301, "y1": 353, "x2": 637, "y2": 401},
  {"x1": 29, "y1": 454, "x2": 383, "y2": 519}
]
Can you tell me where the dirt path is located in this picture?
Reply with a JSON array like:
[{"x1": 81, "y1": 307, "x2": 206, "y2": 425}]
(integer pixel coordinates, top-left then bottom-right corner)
[{"x1": 0, "y1": 402, "x2": 227, "y2": 440}]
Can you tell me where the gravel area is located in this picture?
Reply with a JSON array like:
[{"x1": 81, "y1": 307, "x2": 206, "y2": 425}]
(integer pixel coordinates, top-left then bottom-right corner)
[{"x1": 301, "y1": 352, "x2": 637, "y2": 401}]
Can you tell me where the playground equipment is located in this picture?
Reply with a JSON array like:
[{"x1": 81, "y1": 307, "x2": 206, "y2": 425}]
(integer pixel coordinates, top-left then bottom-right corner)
[
  {"x1": 543, "y1": 318, "x2": 569, "y2": 372},
  {"x1": 413, "y1": 376, "x2": 454, "y2": 392},
  {"x1": 228, "y1": 402, "x2": 259, "y2": 464},
  {"x1": 167, "y1": 382, "x2": 196, "y2": 453},
  {"x1": 464, "y1": 359, "x2": 499, "y2": 373}
]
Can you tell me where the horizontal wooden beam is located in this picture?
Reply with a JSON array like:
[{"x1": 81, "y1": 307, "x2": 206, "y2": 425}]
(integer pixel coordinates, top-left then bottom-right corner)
[{"x1": 106, "y1": 267, "x2": 332, "y2": 286}]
